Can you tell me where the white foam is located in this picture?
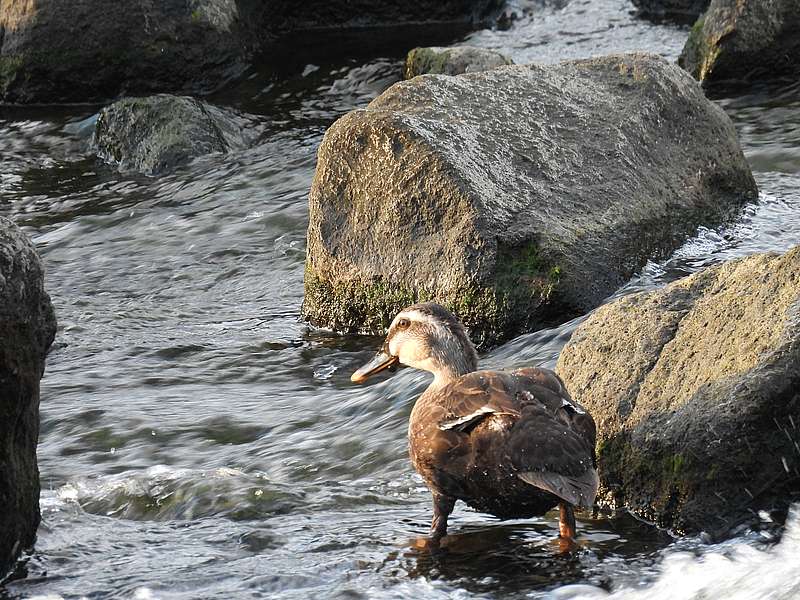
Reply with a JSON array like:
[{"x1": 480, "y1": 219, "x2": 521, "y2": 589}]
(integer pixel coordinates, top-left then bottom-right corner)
[{"x1": 549, "y1": 506, "x2": 800, "y2": 600}]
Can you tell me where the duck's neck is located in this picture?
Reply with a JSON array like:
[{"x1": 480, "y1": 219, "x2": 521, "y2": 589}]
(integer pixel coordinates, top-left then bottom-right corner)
[{"x1": 425, "y1": 352, "x2": 477, "y2": 392}]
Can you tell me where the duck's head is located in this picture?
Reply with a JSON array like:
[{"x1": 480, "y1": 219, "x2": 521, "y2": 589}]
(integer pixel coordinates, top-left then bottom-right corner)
[{"x1": 351, "y1": 302, "x2": 478, "y2": 387}]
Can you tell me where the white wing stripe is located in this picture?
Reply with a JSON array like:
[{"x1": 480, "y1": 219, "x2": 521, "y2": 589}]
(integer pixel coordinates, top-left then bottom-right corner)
[{"x1": 439, "y1": 406, "x2": 495, "y2": 431}]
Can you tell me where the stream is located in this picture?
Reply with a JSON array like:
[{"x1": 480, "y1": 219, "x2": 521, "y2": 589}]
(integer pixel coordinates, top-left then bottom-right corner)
[{"x1": 1, "y1": 1, "x2": 799, "y2": 598}]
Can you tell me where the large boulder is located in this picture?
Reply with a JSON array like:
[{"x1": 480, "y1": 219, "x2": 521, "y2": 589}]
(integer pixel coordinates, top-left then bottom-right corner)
[
  {"x1": 404, "y1": 46, "x2": 512, "y2": 79},
  {"x1": 303, "y1": 53, "x2": 757, "y2": 347},
  {"x1": 0, "y1": 218, "x2": 56, "y2": 575},
  {"x1": 632, "y1": 0, "x2": 710, "y2": 23},
  {"x1": 679, "y1": 0, "x2": 800, "y2": 92},
  {"x1": 92, "y1": 95, "x2": 258, "y2": 176},
  {"x1": 0, "y1": 0, "x2": 504, "y2": 103},
  {"x1": 0, "y1": 0, "x2": 260, "y2": 103},
  {"x1": 557, "y1": 247, "x2": 800, "y2": 536}
]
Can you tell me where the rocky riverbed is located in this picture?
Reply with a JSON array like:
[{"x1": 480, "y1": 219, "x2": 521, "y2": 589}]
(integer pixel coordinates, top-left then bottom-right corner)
[{"x1": 1, "y1": 0, "x2": 799, "y2": 598}]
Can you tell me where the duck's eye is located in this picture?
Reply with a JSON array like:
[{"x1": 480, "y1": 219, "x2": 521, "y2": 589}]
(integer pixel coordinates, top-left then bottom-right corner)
[{"x1": 397, "y1": 318, "x2": 411, "y2": 330}]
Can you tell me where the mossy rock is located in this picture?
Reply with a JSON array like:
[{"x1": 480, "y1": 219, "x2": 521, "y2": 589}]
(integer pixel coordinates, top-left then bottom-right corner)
[
  {"x1": 91, "y1": 94, "x2": 260, "y2": 176},
  {"x1": 678, "y1": 0, "x2": 800, "y2": 92},
  {"x1": 558, "y1": 247, "x2": 800, "y2": 535},
  {"x1": 304, "y1": 53, "x2": 756, "y2": 348},
  {"x1": 304, "y1": 240, "x2": 559, "y2": 347},
  {"x1": 404, "y1": 46, "x2": 512, "y2": 79},
  {"x1": 0, "y1": 55, "x2": 24, "y2": 95}
]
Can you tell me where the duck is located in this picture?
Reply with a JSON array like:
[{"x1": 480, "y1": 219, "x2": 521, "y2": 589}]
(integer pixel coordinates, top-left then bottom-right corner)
[{"x1": 351, "y1": 302, "x2": 598, "y2": 545}]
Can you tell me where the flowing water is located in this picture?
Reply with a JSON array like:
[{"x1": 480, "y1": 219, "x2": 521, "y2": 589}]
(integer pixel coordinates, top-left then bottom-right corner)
[{"x1": 1, "y1": 0, "x2": 799, "y2": 598}]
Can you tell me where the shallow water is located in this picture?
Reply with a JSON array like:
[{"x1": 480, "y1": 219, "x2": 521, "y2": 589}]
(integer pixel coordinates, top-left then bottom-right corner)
[{"x1": 1, "y1": 0, "x2": 799, "y2": 598}]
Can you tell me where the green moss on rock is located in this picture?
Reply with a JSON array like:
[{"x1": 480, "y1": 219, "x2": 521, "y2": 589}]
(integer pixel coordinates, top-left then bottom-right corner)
[
  {"x1": 679, "y1": 15, "x2": 721, "y2": 81},
  {"x1": 303, "y1": 267, "x2": 423, "y2": 335},
  {"x1": 303, "y1": 240, "x2": 561, "y2": 348},
  {"x1": 0, "y1": 55, "x2": 24, "y2": 95},
  {"x1": 405, "y1": 47, "x2": 450, "y2": 79},
  {"x1": 404, "y1": 46, "x2": 512, "y2": 79},
  {"x1": 595, "y1": 433, "x2": 693, "y2": 529}
]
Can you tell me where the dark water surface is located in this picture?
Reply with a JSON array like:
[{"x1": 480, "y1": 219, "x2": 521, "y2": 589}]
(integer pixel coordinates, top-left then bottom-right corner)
[{"x1": 2, "y1": 1, "x2": 800, "y2": 598}]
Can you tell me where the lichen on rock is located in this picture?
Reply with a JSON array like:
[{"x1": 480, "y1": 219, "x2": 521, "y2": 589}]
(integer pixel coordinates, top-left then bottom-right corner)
[{"x1": 557, "y1": 247, "x2": 800, "y2": 535}]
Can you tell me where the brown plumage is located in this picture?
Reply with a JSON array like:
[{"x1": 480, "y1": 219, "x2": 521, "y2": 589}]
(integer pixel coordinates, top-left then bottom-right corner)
[{"x1": 351, "y1": 302, "x2": 598, "y2": 544}]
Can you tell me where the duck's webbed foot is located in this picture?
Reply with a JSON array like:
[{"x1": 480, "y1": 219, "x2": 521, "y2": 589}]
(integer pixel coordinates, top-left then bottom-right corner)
[{"x1": 429, "y1": 493, "x2": 455, "y2": 545}]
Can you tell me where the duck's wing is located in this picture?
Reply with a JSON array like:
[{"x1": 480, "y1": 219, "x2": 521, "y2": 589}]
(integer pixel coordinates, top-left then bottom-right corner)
[
  {"x1": 437, "y1": 371, "x2": 523, "y2": 434},
  {"x1": 511, "y1": 367, "x2": 598, "y2": 458},
  {"x1": 437, "y1": 368, "x2": 589, "y2": 432},
  {"x1": 437, "y1": 368, "x2": 599, "y2": 509}
]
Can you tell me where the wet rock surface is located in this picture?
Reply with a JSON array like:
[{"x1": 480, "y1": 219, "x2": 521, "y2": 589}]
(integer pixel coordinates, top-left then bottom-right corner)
[
  {"x1": 303, "y1": 53, "x2": 757, "y2": 347},
  {"x1": 679, "y1": 0, "x2": 800, "y2": 92},
  {"x1": 557, "y1": 247, "x2": 800, "y2": 535},
  {"x1": 0, "y1": 218, "x2": 56, "y2": 575},
  {"x1": 0, "y1": 0, "x2": 504, "y2": 103},
  {"x1": 631, "y1": 0, "x2": 710, "y2": 23},
  {"x1": 404, "y1": 46, "x2": 512, "y2": 79},
  {"x1": 0, "y1": 0, "x2": 259, "y2": 103},
  {"x1": 92, "y1": 95, "x2": 258, "y2": 176}
]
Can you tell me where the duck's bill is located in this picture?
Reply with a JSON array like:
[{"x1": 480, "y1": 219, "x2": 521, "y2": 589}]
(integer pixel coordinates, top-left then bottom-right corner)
[{"x1": 351, "y1": 351, "x2": 398, "y2": 383}]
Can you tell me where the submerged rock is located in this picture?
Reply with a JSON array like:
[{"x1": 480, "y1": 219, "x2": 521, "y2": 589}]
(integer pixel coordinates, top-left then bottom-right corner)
[
  {"x1": 557, "y1": 247, "x2": 800, "y2": 535},
  {"x1": 679, "y1": 0, "x2": 800, "y2": 91},
  {"x1": 0, "y1": 0, "x2": 504, "y2": 103},
  {"x1": 404, "y1": 46, "x2": 512, "y2": 79},
  {"x1": 303, "y1": 53, "x2": 757, "y2": 346},
  {"x1": 92, "y1": 95, "x2": 257, "y2": 176},
  {"x1": 0, "y1": 218, "x2": 56, "y2": 575},
  {"x1": 631, "y1": 0, "x2": 710, "y2": 23}
]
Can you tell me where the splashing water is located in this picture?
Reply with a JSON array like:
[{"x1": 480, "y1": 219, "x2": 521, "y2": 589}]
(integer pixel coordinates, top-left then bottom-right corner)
[{"x1": 550, "y1": 507, "x2": 800, "y2": 600}]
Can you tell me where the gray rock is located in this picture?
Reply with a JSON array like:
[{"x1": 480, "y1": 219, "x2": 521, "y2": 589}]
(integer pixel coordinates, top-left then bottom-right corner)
[
  {"x1": 0, "y1": 217, "x2": 56, "y2": 575},
  {"x1": 303, "y1": 53, "x2": 757, "y2": 347},
  {"x1": 404, "y1": 46, "x2": 513, "y2": 79},
  {"x1": 92, "y1": 95, "x2": 257, "y2": 176},
  {"x1": 632, "y1": 0, "x2": 710, "y2": 23},
  {"x1": 557, "y1": 247, "x2": 800, "y2": 535},
  {"x1": 0, "y1": 0, "x2": 504, "y2": 103},
  {"x1": 679, "y1": 0, "x2": 800, "y2": 91},
  {"x1": 0, "y1": 0, "x2": 258, "y2": 103}
]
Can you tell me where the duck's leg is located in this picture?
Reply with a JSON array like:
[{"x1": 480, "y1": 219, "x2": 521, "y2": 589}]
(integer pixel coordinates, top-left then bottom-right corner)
[
  {"x1": 430, "y1": 493, "x2": 456, "y2": 544},
  {"x1": 558, "y1": 501, "x2": 577, "y2": 540}
]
